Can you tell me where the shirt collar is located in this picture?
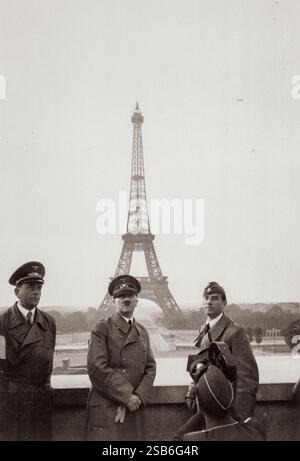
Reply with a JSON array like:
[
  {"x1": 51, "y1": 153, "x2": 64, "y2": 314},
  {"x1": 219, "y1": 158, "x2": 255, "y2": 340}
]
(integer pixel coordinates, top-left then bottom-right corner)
[
  {"x1": 120, "y1": 314, "x2": 134, "y2": 323},
  {"x1": 17, "y1": 302, "x2": 36, "y2": 320},
  {"x1": 206, "y1": 312, "x2": 224, "y2": 329}
]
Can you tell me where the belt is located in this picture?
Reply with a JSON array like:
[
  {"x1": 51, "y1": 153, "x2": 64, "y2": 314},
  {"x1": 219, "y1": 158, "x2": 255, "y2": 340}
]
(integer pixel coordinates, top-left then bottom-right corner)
[{"x1": 0, "y1": 370, "x2": 50, "y2": 386}]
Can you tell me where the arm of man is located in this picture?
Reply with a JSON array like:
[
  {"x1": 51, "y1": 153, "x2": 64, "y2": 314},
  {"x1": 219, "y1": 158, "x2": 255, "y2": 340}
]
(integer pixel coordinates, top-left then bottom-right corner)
[
  {"x1": 52, "y1": 319, "x2": 56, "y2": 350},
  {"x1": 134, "y1": 328, "x2": 156, "y2": 405},
  {"x1": 230, "y1": 326, "x2": 259, "y2": 418},
  {"x1": 0, "y1": 314, "x2": 5, "y2": 363},
  {"x1": 49, "y1": 317, "x2": 56, "y2": 376},
  {"x1": 87, "y1": 322, "x2": 135, "y2": 406},
  {"x1": 185, "y1": 382, "x2": 198, "y2": 412},
  {"x1": 43, "y1": 313, "x2": 56, "y2": 381}
]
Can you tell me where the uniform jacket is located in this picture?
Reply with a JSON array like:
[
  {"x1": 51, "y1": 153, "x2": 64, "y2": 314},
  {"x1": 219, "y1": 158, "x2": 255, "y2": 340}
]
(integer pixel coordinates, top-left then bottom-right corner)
[
  {"x1": 86, "y1": 312, "x2": 156, "y2": 441},
  {"x1": 0, "y1": 303, "x2": 56, "y2": 440},
  {"x1": 183, "y1": 418, "x2": 266, "y2": 441},
  {"x1": 194, "y1": 314, "x2": 259, "y2": 419}
]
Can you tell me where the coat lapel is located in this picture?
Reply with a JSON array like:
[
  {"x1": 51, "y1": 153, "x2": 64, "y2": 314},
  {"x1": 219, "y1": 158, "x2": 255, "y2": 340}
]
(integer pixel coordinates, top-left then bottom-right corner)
[
  {"x1": 111, "y1": 313, "x2": 140, "y2": 346},
  {"x1": 194, "y1": 327, "x2": 205, "y2": 347},
  {"x1": 195, "y1": 331, "x2": 210, "y2": 349},
  {"x1": 20, "y1": 308, "x2": 47, "y2": 350},
  {"x1": 209, "y1": 314, "x2": 232, "y2": 342},
  {"x1": 112, "y1": 312, "x2": 131, "y2": 334},
  {"x1": 123, "y1": 321, "x2": 140, "y2": 346},
  {"x1": 195, "y1": 314, "x2": 232, "y2": 347},
  {"x1": 7, "y1": 304, "x2": 30, "y2": 346}
]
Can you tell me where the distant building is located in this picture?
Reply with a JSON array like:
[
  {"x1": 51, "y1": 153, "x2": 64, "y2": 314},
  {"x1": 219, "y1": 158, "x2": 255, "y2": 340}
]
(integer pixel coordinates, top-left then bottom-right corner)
[
  {"x1": 266, "y1": 328, "x2": 281, "y2": 338},
  {"x1": 278, "y1": 303, "x2": 300, "y2": 314}
]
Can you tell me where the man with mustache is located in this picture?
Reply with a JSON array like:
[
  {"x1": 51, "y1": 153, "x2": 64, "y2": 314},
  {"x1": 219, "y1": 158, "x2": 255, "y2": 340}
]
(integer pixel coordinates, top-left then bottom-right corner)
[
  {"x1": 0, "y1": 261, "x2": 56, "y2": 441},
  {"x1": 85, "y1": 275, "x2": 156, "y2": 441}
]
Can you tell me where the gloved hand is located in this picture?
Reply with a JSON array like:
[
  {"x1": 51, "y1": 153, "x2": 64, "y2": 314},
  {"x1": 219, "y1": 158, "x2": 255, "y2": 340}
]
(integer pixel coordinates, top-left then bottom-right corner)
[
  {"x1": 185, "y1": 382, "x2": 197, "y2": 413},
  {"x1": 193, "y1": 362, "x2": 208, "y2": 383},
  {"x1": 127, "y1": 394, "x2": 142, "y2": 412},
  {"x1": 115, "y1": 406, "x2": 126, "y2": 423}
]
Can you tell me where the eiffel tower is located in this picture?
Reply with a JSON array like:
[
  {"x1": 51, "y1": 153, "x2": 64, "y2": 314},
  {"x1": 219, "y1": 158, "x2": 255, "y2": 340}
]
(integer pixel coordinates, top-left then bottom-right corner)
[{"x1": 97, "y1": 103, "x2": 182, "y2": 321}]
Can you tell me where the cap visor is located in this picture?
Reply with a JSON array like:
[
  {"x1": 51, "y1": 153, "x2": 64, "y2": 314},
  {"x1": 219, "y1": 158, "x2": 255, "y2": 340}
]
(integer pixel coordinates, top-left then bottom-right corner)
[{"x1": 114, "y1": 289, "x2": 137, "y2": 298}]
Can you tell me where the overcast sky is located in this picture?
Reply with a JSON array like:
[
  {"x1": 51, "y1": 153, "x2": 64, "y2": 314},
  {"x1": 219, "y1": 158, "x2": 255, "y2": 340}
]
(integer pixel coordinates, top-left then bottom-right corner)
[{"x1": 0, "y1": 0, "x2": 300, "y2": 311}]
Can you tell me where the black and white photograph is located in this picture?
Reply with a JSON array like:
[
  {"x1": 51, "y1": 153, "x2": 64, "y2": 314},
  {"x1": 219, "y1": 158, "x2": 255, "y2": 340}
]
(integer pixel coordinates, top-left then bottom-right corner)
[{"x1": 0, "y1": 0, "x2": 300, "y2": 445}]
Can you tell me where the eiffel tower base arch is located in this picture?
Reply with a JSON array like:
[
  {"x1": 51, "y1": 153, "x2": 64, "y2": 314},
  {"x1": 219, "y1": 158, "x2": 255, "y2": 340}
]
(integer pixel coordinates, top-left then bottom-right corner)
[{"x1": 97, "y1": 233, "x2": 183, "y2": 322}]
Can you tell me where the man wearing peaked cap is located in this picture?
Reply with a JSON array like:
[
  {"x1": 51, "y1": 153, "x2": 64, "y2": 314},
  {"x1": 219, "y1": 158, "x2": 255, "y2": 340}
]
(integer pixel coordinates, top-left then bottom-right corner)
[
  {"x1": 175, "y1": 281, "x2": 259, "y2": 439},
  {"x1": 108, "y1": 274, "x2": 141, "y2": 298},
  {"x1": 9, "y1": 261, "x2": 45, "y2": 286},
  {"x1": 0, "y1": 261, "x2": 56, "y2": 441},
  {"x1": 86, "y1": 274, "x2": 156, "y2": 441}
]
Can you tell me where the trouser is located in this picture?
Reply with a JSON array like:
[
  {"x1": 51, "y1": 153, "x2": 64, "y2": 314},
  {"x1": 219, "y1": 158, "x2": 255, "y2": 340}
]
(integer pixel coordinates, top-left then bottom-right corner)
[
  {"x1": 0, "y1": 378, "x2": 53, "y2": 441},
  {"x1": 85, "y1": 402, "x2": 145, "y2": 441}
]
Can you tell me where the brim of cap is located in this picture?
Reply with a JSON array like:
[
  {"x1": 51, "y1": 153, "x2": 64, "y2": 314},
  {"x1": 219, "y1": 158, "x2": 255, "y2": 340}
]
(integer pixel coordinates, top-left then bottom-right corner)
[
  {"x1": 15, "y1": 276, "x2": 44, "y2": 286},
  {"x1": 113, "y1": 288, "x2": 138, "y2": 298},
  {"x1": 204, "y1": 289, "x2": 226, "y2": 300}
]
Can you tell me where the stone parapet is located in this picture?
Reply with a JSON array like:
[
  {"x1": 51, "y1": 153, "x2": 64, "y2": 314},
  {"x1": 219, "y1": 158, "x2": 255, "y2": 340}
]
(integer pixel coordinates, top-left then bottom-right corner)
[{"x1": 52, "y1": 382, "x2": 300, "y2": 441}]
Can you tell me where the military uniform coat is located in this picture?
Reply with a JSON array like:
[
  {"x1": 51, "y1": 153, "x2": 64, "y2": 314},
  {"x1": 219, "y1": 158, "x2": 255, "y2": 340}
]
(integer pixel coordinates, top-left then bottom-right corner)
[
  {"x1": 194, "y1": 313, "x2": 259, "y2": 418},
  {"x1": 0, "y1": 303, "x2": 56, "y2": 441},
  {"x1": 86, "y1": 312, "x2": 156, "y2": 441},
  {"x1": 183, "y1": 418, "x2": 266, "y2": 441}
]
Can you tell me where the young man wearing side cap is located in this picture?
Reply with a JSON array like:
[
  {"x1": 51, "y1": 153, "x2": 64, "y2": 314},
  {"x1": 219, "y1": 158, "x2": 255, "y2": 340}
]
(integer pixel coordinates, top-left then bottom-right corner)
[
  {"x1": 0, "y1": 261, "x2": 56, "y2": 441},
  {"x1": 85, "y1": 274, "x2": 156, "y2": 441},
  {"x1": 176, "y1": 281, "x2": 259, "y2": 438}
]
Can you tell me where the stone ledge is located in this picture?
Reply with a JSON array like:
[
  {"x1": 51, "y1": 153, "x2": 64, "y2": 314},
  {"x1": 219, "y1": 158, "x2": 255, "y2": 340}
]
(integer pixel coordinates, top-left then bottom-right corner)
[{"x1": 53, "y1": 383, "x2": 297, "y2": 407}]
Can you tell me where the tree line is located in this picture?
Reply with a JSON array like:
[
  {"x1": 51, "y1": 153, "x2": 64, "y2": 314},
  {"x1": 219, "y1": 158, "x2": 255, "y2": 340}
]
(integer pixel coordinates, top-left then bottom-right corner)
[
  {"x1": 46, "y1": 307, "x2": 98, "y2": 333},
  {"x1": 155, "y1": 303, "x2": 300, "y2": 347},
  {"x1": 46, "y1": 304, "x2": 300, "y2": 350}
]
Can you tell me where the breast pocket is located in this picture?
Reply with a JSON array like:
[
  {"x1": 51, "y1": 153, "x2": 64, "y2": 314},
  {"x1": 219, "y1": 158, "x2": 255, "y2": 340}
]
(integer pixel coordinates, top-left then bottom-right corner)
[
  {"x1": 29, "y1": 336, "x2": 54, "y2": 376},
  {"x1": 129, "y1": 340, "x2": 147, "y2": 360},
  {"x1": 39, "y1": 331, "x2": 54, "y2": 350}
]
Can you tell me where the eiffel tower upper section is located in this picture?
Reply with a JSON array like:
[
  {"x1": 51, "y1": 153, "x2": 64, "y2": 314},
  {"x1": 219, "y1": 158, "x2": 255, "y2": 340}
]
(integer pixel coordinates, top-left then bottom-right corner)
[{"x1": 127, "y1": 102, "x2": 151, "y2": 235}]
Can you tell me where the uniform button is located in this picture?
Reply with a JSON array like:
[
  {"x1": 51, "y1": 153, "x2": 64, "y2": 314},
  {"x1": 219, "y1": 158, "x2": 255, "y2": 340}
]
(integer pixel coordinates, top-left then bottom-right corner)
[
  {"x1": 122, "y1": 369, "x2": 126, "y2": 373},
  {"x1": 123, "y1": 357, "x2": 126, "y2": 361}
]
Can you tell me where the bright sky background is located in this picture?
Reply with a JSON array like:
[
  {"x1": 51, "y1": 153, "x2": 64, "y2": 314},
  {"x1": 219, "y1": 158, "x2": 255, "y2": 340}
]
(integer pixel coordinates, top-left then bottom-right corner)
[{"x1": 0, "y1": 0, "x2": 300, "y2": 311}]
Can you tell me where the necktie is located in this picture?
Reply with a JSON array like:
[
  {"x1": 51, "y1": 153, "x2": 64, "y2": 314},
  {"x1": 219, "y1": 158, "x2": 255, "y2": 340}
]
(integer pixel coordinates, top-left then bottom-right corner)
[
  {"x1": 26, "y1": 311, "x2": 33, "y2": 326},
  {"x1": 203, "y1": 323, "x2": 210, "y2": 335},
  {"x1": 195, "y1": 323, "x2": 210, "y2": 347},
  {"x1": 128, "y1": 320, "x2": 132, "y2": 328}
]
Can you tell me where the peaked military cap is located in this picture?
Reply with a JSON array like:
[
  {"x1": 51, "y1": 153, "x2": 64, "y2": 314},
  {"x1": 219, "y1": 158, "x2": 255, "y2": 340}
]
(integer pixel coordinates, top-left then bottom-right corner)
[
  {"x1": 108, "y1": 274, "x2": 141, "y2": 298},
  {"x1": 203, "y1": 281, "x2": 227, "y2": 301},
  {"x1": 9, "y1": 261, "x2": 45, "y2": 286}
]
